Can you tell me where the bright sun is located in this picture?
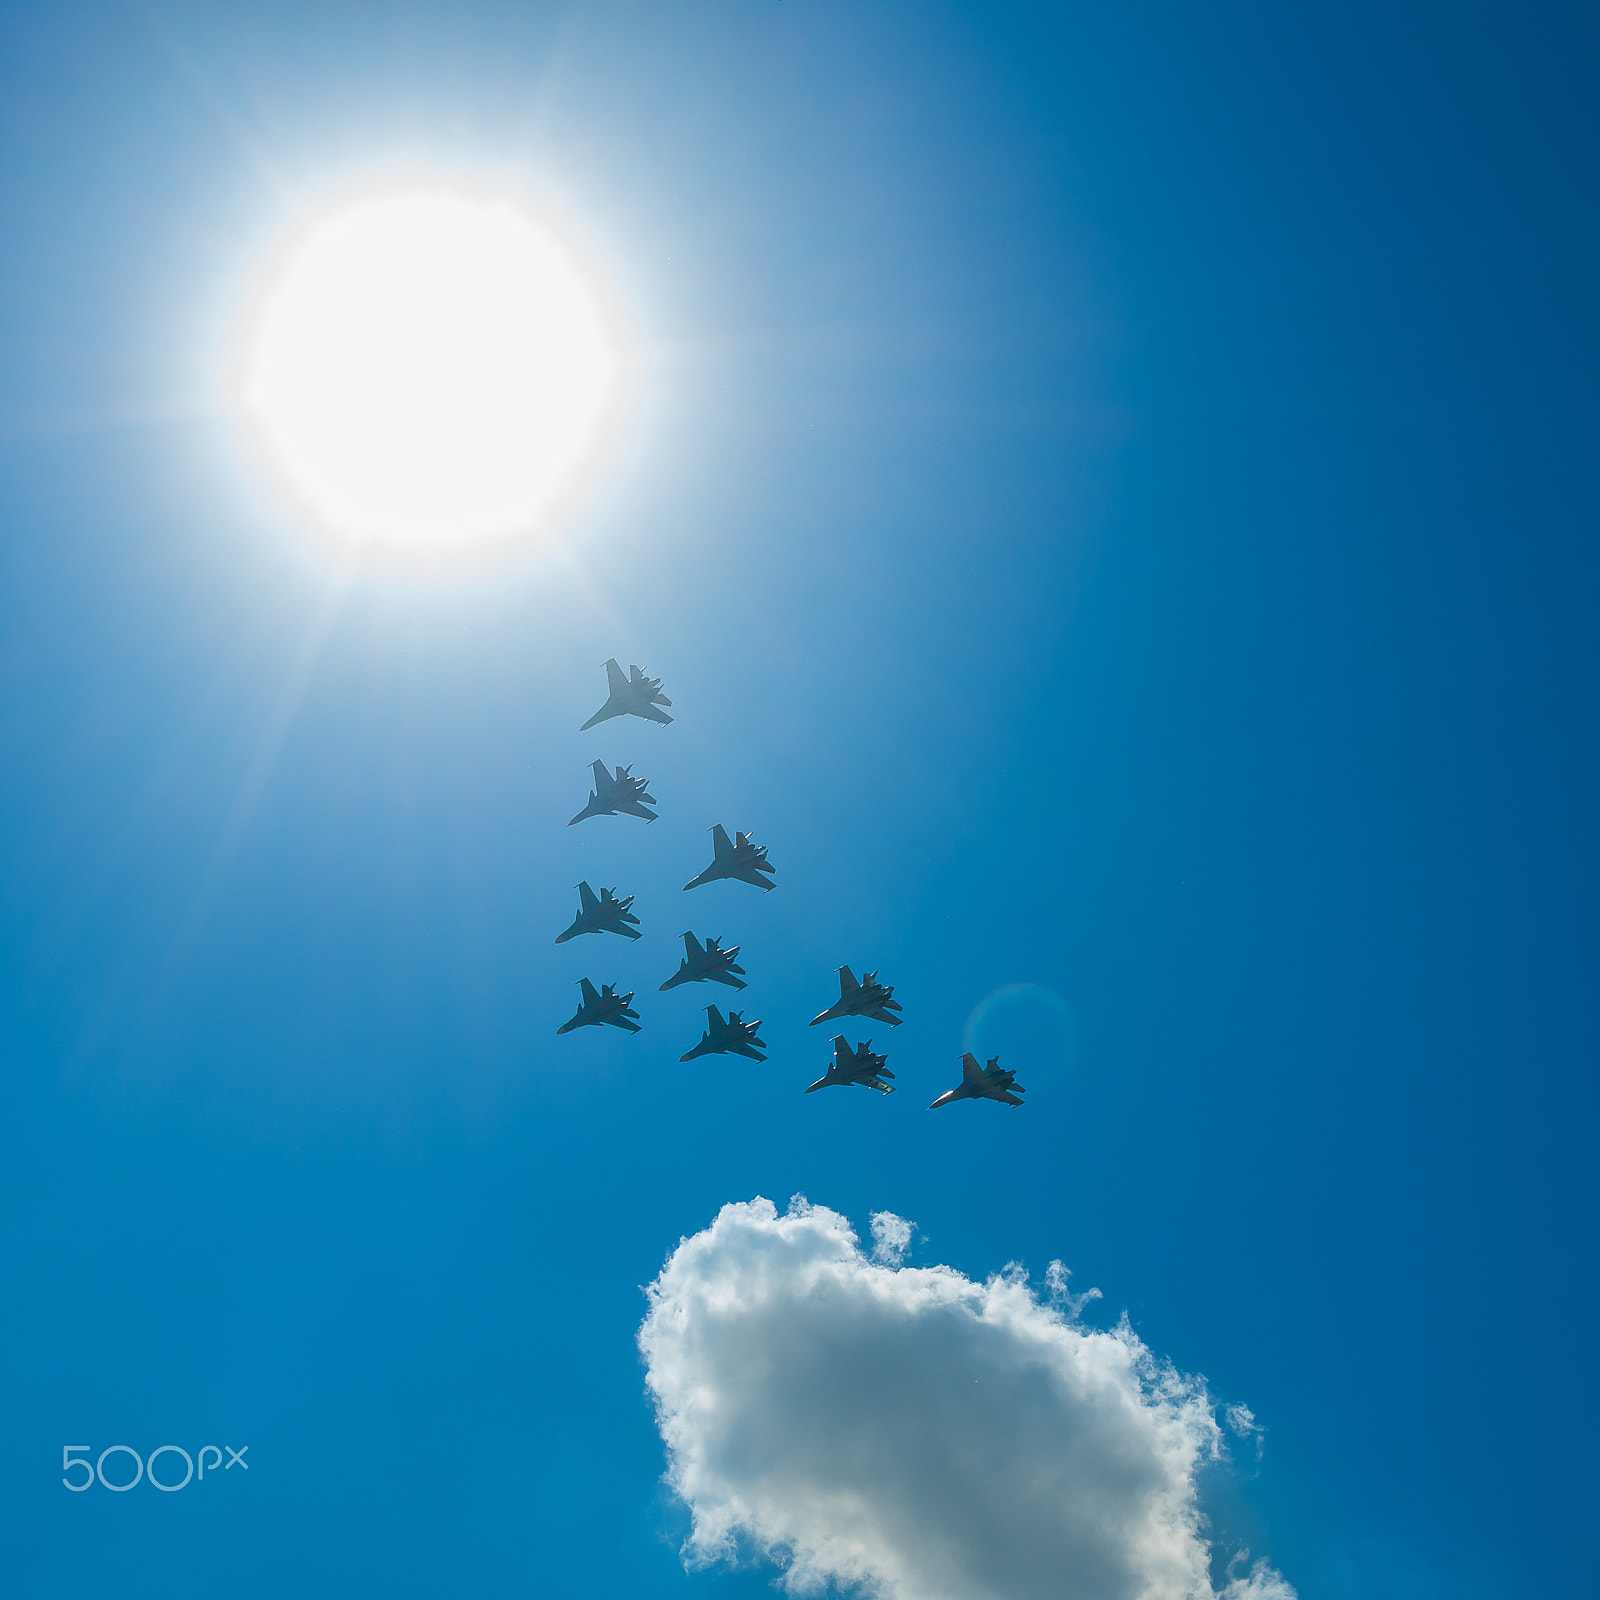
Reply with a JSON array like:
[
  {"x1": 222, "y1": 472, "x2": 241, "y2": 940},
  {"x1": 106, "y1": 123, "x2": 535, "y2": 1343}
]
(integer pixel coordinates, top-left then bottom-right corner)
[{"x1": 244, "y1": 191, "x2": 619, "y2": 554}]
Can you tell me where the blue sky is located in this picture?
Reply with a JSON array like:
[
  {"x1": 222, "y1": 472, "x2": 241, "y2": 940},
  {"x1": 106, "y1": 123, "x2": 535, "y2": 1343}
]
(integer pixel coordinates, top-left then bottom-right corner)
[{"x1": 1, "y1": 2, "x2": 1597, "y2": 1596}]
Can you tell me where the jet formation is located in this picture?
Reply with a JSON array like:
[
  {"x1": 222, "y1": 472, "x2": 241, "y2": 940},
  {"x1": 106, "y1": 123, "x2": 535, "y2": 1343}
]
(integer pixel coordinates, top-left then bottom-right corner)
[
  {"x1": 557, "y1": 978, "x2": 641, "y2": 1035},
  {"x1": 660, "y1": 931, "x2": 746, "y2": 991},
  {"x1": 555, "y1": 657, "x2": 1032, "y2": 1108},
  {"x1": 581, "y1": 660, "x2": 673, "y2": 730},
  {"x1": 555, "y1": 882, "x2": 640, "y2": 944},
  {"x1": 570, "y1": 759, "x2": 658, "y2": 825},
  {"x1": 684, "y1": 824, "x2": 776, "y2": 892}
]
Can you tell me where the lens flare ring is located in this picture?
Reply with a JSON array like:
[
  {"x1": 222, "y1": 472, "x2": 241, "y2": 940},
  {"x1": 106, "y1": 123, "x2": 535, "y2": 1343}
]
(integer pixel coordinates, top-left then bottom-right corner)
[{"x1": 962, "y1": 982, "x2": 1077, "y2": 1083}]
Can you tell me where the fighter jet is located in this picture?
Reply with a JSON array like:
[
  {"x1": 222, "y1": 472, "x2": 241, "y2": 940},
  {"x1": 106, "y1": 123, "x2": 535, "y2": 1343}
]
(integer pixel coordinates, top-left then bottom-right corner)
[
  {"x1": 659, "y1": 931, "x2": 746, "y2": 991},
  {"x1": 556, "y1": 978, "x2": 641, "y2": 1035},
  {"x1": 555, "y1": 882, "x2": 641, "y2": 944},
  {"x1": 683, "y1": 825, "x2": 776, "y2": 892},
  {"x1": 805, "y1": 1035, "x2": 896, "y2": 1095},
  {"x1": 580, "y1": 659, "x2": 673, "y2": 730},
  {"x1": 679, "y1": 1004, "x2": 766, "y2": 1062},
  {"x1": 928, "y1": 1053, "x2": 1026, "y2": 1108},
  {"x1": 569, "y1": 760, "x2": 658, "y2": 826},
  {"x1": 809, "y1": 966, "x2": 903, "y2": 1028}
]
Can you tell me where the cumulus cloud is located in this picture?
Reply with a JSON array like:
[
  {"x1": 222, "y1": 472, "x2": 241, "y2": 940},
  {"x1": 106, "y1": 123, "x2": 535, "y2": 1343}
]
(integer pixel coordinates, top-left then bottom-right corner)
[{"x1": 639, "y1": 1197, "x2": 1293, "y2": 1600}]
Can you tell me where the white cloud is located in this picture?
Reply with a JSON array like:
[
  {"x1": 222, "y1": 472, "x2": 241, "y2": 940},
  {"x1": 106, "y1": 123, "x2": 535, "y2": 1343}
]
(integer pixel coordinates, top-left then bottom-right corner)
[
  {"x1": 1045, "y1": 1258, "x2": 1104, "y2": 1321},
  {"x1": 1220, "y1": 1555, "x2": 1298, "y2": 1599},
  {"x1": 1223, "y1": 1403, "x2": 1265, "y2": 1462},
  {"x1": 639, "y1": 1197, "x2": 1293, "y2": 1600},
  {"x1": 870, "y1": 1210, "x2": 914, "y2": 1266}
]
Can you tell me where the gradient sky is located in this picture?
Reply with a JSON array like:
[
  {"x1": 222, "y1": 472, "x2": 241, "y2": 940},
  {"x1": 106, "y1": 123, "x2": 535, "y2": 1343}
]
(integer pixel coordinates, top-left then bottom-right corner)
[{"x1": 1, "y1": 3, "x2": 1597, "y2": 1597}]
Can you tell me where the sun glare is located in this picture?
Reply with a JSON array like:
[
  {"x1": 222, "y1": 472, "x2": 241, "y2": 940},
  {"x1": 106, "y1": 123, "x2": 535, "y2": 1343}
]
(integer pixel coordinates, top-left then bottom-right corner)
[{"x1": 244, "y1": 190, "x2": 619, "y2": 554}]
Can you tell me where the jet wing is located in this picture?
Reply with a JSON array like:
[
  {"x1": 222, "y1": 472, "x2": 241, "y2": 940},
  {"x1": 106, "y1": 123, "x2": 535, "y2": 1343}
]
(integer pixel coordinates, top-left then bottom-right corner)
[
  {"x1": 682, "y1": 931, "x2": 703, "y2": 956},
  {"x1": 577, "y1": 882, "x2": 599, "y2": 913},
  {"x1": 705, "y1": 1005, "x2": 727, "y2": 1030},
  {"x1": 579, "y1": 978, "x2": 601, "y2": 1006},
  {"x1": 605, "y1": 659, "x2": 629, "y2": 697},
  {"x1": 961, "y1": 1052, "x2": 984, "y2": 1085},
  {"x1": 590, "y1": 758, "x2": 611, "y2": 790},
  {"x1": 832, "y1": 1036, "x2": 853, "y2": 1069},
  {"x1": 838, "y1": 966, "x2": 860, "y2": 995},
  {"x1": 710, "y1": 824, "x2": 734, "y2": 861}
]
